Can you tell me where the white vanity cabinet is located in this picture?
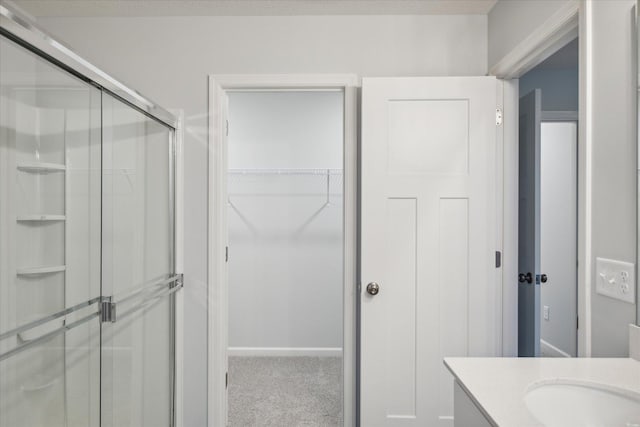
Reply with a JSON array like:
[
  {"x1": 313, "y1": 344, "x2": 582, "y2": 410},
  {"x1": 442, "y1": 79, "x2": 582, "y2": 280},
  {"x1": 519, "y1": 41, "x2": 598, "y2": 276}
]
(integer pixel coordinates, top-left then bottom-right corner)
[
  {"x1": 446, "y1": 357, "x2": 640, "y2": 427},
  {"x1": 453, "y1": 380, "x2": 494, "y2": 427}
]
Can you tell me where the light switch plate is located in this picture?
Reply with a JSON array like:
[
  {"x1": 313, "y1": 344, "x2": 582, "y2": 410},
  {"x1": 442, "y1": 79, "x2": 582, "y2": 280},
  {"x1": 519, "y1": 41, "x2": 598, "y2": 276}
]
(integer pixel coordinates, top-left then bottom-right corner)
[{"x1": 595, "y1": 257, "x2": 635, "y2": 304}]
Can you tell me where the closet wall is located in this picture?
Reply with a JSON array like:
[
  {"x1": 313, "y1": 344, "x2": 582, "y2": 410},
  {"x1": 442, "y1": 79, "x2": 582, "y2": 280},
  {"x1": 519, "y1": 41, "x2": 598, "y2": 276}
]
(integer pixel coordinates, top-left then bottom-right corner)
[{"x1": 227, "y1": 91, "x2": 344, "y2": 354}]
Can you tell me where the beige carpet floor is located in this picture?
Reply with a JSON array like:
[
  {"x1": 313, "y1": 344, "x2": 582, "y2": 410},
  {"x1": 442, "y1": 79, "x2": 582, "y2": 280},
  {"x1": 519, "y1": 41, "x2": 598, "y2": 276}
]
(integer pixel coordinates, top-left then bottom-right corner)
[{"x1": 228, "y1": 356, "x2": 342, "y2": 427}]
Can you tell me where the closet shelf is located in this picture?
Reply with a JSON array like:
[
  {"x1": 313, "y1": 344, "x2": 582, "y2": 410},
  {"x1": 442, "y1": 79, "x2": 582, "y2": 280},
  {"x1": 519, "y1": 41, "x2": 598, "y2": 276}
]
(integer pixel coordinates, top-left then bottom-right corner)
[
  {"x1": 17, "y1": 265, "x2": 66, "y2": 276},
  {"x1": 17, "y1": 215, "x2": 66, "y2": 222},
  {"x1": 229, "y1": 168, "x2": 342, "y2": 176},
  {"x1": 17, "y1": 162, "x2": 66, "y2": 172}
]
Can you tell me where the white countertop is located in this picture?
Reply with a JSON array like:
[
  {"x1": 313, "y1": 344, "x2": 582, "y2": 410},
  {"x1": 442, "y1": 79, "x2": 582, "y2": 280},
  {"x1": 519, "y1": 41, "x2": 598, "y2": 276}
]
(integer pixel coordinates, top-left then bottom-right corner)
[{"x1": 444, "y1": 357, "x2": 640, "y2": 427}]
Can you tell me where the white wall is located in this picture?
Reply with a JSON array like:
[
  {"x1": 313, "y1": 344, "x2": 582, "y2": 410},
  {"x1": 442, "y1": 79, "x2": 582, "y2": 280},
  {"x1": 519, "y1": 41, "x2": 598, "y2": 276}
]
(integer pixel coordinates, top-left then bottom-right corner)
[
  {"x1": 519, "y1": 68, "x2": 578, "y2": 111},
  {"x1": 488, "y1": 0, "x2": 575, "y2": 70},
  {"x1": 490, "y1": 0, "x2": 638, "y2": 357},
  {"x1": 32, "y1": 14, "x2": 488, "y2": 426},
  {"x1": 227, "y1": 91, "x2": 343, "y2": 352},
  {"x1": 588, "y1": 0, "x2": 637, "y2": 357}
]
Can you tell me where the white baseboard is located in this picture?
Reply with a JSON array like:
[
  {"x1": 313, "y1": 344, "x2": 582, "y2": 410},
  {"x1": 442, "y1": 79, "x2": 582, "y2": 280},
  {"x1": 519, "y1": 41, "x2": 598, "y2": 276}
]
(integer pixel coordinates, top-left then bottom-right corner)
[
  {"x1": 540, "y1": 339, "x2": 571, "y2": 358},
  {"x1": 227, "y1": 347, "x2": 343, "y2": 357},
  {"x1": 438, "y1": 415, "x2": 454, "y2": 427}
]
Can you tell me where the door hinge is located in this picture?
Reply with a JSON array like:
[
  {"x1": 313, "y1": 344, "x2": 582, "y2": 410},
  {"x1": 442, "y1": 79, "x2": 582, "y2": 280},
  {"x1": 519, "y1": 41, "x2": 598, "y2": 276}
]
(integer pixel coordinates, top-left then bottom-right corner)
[
  {"x1": 577, "y1": 316, "x2": 579, "y2": 330},
  {"x1": 496, "y1": 108, "x2": 503, "y2": 126},
  {"x1": 225, "y1": 246, "x2": 229, "y2": 262},
  {"x1": 101, "y1": 298, "x2": 116, "y2": 323},
  {"x1": 226, "y1": 120, "x2": 229, "y2": 137},
  {"x1": 495, "y1": 251, "x2": 502, "y2": 268},
  {"x1": 225, "y1": 372, "x2": 229, "y2": 389}
]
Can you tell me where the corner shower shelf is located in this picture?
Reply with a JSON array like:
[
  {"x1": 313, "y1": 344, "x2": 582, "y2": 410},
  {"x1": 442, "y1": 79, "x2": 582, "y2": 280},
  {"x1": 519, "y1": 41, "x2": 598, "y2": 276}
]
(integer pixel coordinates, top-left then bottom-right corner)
[
  {"x1": 17, "y1": 319, "x2": 64, "y2": 342},
  {"x1": 17, "y1": 162, "x2": 66, "y2": 173},
  {"x1": 21, "y1": 378, "x2": 58, "y2": 393},
  {"x1": 16, "y1": 215, "x2": 66, "y2": 222},
  {"x1": 16, "y1": 265, "x2": 66, "y2": 276}
]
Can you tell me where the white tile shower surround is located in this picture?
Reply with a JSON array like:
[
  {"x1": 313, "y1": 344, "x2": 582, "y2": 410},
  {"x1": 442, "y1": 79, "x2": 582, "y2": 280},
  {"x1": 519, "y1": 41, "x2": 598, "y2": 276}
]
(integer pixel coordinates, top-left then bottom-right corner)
[{"x1": 228, "y1": 356, "x2": 342, "y2": 426}]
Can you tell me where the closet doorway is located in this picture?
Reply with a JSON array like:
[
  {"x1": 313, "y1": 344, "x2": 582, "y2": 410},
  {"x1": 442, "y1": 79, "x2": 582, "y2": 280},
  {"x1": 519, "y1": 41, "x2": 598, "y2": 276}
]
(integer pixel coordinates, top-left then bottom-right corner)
[
  {"x1": 228, "y1": 89, "x2": 343, "y2": 425},
  {"x1": 208, "y1": 76, "x2": 358, "y2": 427}
]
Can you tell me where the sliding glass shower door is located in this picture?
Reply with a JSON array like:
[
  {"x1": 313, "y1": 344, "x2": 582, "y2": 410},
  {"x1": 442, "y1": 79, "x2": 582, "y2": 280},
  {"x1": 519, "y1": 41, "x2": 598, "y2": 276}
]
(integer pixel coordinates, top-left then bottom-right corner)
[
  {"x1": 100, "y1": 93, "x2": 176, "y2": 427},
  {"x1": 0, "y1": 24, "x2": 178, "y2": 427}
]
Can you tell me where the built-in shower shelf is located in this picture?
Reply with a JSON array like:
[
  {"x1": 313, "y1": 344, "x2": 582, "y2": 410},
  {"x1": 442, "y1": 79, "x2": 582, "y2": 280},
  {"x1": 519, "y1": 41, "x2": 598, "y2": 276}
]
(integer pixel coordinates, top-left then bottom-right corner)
[
  {"x1": 21, "y1": 378, "x2": 58, "y2": 393},
  {"x1": 16, "y1": 215, "x2": 66, "y2": 222},
  {"x1": 17, "y1": 162, "x2": 66, "y2": 173},
  {"x1": 17, "y1": 319, "x2": 64, "y2": 342},
  {"x1": 17, "y1": 265, "x2": 66, "y2": 276}
]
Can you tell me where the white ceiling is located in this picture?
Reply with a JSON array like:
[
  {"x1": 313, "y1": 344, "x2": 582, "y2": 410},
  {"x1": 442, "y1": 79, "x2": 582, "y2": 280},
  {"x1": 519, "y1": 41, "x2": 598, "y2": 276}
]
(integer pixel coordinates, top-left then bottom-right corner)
[{"x1": 8, "y1": 0, "x2": 499, "y2": 18}]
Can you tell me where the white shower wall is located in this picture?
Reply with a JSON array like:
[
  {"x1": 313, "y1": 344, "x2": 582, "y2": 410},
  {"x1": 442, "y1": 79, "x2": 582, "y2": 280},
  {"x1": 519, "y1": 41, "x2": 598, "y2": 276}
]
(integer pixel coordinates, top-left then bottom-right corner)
[{"x1": 227, "y1": 91, "x2": 344, "y2": 353}]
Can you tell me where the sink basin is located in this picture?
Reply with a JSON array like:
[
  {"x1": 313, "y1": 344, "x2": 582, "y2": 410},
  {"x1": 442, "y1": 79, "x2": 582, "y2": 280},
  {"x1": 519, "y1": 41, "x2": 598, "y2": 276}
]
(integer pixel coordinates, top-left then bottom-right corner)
[{"x1": 524, "y1": 380, "x2": 640, "y2": 427}]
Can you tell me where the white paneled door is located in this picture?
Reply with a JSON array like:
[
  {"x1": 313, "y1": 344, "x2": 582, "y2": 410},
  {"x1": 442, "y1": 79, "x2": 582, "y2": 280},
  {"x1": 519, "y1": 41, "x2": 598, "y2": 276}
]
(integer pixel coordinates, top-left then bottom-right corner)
[{"x1": 361, "y1": 77, "x2": 500, "y2": 426}]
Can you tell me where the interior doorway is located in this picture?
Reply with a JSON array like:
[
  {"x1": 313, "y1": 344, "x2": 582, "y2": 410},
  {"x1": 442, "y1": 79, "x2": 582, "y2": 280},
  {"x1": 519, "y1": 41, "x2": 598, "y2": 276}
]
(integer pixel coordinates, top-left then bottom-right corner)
[
  {"x1": 518, "y1": 38, "x2": 579, "y2": 357},
  {"x1": 227, "y1": 90, "x2": 344, "y2": 425},
  {"x1": 207, "y1": 75, "x2": 358, "y2": 427}
]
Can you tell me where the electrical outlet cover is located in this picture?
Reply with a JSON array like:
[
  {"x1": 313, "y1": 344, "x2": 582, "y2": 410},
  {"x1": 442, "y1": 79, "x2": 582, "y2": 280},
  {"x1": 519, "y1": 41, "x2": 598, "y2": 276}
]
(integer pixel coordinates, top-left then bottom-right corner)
[{"x1": 595, "y1": 257, "x2": 635, "y2": 304}]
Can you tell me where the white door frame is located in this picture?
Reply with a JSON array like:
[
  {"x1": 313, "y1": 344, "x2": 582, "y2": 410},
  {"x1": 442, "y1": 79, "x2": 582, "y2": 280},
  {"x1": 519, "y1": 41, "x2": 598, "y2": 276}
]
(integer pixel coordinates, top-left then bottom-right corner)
[
  {"x1": 207, "y1": 74, "x2": 359, "y2": 427},
  {"x1": 490, "y1": 0, "x2": 591, "y2": 357}
]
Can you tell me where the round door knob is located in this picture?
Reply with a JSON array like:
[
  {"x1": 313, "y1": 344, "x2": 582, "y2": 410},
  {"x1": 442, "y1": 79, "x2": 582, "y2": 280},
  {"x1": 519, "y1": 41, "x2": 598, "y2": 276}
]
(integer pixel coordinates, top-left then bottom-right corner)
[
  {"x1": 518, "y1": 273, "x2": 533, "y2": 284},
  {"x1": 541, "y1": 274, "x2": 548, "y2": 283},
  {"x1": 366, "y1": 282, "x2": 380, "y2": 296}
]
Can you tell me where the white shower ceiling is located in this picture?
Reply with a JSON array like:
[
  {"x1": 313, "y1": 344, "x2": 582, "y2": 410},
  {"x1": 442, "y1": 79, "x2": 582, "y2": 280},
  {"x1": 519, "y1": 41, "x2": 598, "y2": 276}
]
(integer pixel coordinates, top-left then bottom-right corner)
[{"x1": 9, "y1": 0, "x2": 498, "y2": 17}]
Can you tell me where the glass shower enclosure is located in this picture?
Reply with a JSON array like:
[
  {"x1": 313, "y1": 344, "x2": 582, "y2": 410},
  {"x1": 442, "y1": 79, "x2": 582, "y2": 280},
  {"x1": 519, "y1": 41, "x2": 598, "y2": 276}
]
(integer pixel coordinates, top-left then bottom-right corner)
[{"x1": 0, "y1": 6, "x2": 180, "y2": 427}]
